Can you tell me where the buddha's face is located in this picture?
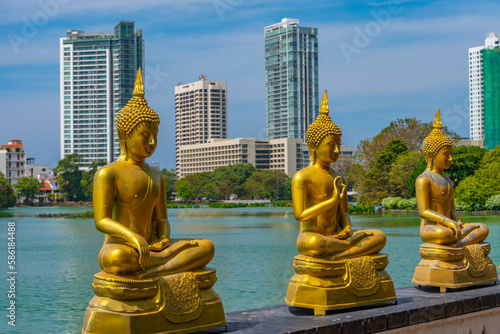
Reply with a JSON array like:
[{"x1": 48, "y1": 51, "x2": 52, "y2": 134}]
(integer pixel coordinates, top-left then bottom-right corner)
[
  {"x1": 125, "y1": 122, "x2": 158, "y2": 159},
  {"x1": 432, "y1": 146, "x2": 452, "y2": 170},
  {"x1": 314, "y1": 135, "x2": 341, "y2": 164}
]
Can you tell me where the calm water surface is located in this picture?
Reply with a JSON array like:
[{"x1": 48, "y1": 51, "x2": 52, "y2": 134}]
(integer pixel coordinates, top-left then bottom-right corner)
[{"x1": 0, "y1": 206, "x2": 499, "y2": 333}]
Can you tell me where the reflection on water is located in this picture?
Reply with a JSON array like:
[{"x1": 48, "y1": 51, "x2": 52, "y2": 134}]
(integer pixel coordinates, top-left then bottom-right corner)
[{"x1": 0, "y1": 206, "x2": 499, "y2": 333}]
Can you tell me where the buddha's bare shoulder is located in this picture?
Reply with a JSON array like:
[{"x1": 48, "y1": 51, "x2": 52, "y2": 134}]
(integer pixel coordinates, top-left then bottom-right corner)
[
  {"x1": 94, "y1": 160, "x2": 121, "y2": 181},
  {"x1": 146, "y1": 164, "x2": 163, "y2": 179},
  {"x1": 293, "y1": 165, "x2": 317, "y2": 182}
]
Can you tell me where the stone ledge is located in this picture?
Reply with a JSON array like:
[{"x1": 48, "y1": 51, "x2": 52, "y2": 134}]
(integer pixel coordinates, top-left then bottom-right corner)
[{"x1": 203, "y1": 274, "x2": 500, "y2": 334}]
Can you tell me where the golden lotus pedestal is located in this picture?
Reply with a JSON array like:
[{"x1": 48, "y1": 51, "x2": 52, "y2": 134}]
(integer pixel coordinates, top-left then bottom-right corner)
[
  {"x1": 285, "y1": 253, "x2": 396, "y2": 316},
  {"x1": 82, "y1": 268, "x2": 226, "y2": 334},
  {"x1": 412, "y1": 243, "x2": 498, "y2": 293}
]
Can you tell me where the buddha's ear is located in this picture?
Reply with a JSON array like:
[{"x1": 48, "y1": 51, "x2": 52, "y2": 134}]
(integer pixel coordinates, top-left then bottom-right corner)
[
  {"x1": 310, "y1": 148, "x2": 316, "y2": 164},
  {"x1": 426, "y1": 155, "x2": 433, "y2": 169},
  {"x1": 118, "y1": 130, "x2": 129, "y2": 160}
]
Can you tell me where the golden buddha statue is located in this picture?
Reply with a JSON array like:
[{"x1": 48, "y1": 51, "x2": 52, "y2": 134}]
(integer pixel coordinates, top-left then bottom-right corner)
[
  {"x1": 82, "y1": 70, "x2": 226, "y2": 334},
  {"x1": 285, "y1": 91, "x2": 396, "y2": 315},
  {"x1": 412, "y1": 109, "x2": 497, "y2": 292}
]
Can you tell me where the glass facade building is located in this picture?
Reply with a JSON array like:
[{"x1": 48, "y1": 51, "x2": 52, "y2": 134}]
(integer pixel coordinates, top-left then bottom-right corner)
[
  {"x1": 59, "y1": 21, "x2": 144, "y2": 168},
  {"x1": 265, "y1": 18, "x2": 319, "y2": 140},
  {"x1": 468, "y1": 32, "x2": 500, "y2": 144},
  {"x1": 482, "y1": 48, "x2": 500, "y2": 150}
]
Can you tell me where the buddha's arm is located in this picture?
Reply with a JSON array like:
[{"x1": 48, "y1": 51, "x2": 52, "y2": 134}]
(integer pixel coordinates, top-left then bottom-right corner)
[
  {"x1": 415, "y1": 176, "x2": 459, "y2": 237},
  {"x1": 292, "y1": 173, "x2": 342, "y2": 222},
  {"x1": 335, "y1": 177, "x2": 352, "y2": 239},
  {"x1": 93, "y1": 168, "x2": 149, "y2": 267},
  {"x1": 450, "y1": 197, "x2": 462, "y2": 226},
  {"x1": 152, "y1": 175, "x2": 171, "y2": 249}
]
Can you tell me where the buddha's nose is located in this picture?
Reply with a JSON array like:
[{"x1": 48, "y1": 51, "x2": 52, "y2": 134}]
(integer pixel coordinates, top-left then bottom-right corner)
[{"x1": 149, "y1": 137, "x2": 155, "y2": 146}]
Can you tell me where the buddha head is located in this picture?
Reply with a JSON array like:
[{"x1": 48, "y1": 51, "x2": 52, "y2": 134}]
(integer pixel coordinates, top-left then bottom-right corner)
[
  {"x1": 423, "y1": 109, "x2": 453, "y2": 170},
  {"x1": 305, "y1": 90, "x2": 342, "y2": 164},
  {"x1": 116, "y1": 69, "x2": 160, "y2": 160}
]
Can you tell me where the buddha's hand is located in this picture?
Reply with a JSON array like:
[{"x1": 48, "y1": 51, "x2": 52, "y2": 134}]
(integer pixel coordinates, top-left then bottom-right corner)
[
  {"x1": 451, "y1": 222, "x2": 461, "y2": 241},
  {"x1": 179, "y1": 240, "x2": 198, "y2": 247},
  {"x1": 149, "y1": 238, "x2": 170, "y2": 251},
  {"x1": 131, "y1": 234, "x2": 150, "y2": 268},
  {"x1": 334, "y1": 226, "x2": 352, "y2": 240},
  {"x1": 332, "y1": 176, "x2": 346, "y2": 203}
]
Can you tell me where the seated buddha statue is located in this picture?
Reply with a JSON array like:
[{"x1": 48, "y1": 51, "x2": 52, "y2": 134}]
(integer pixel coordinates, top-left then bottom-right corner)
[
  {"x1": 412, "y1": 109, "x2": 497, "y2": 292},
  {"x1": 285, "y1": 91, "x2": 396, "y2": 315},
  {"x1": 82, "y1": 70, "x2": 226, "y2": 334}
]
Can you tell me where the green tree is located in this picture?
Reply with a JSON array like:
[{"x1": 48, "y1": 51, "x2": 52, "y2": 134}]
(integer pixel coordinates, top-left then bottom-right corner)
[
  {"x1": 354, "y1": 118, "x2": 459, "y2": 170},
  {"x1": 455, "y1": 161, "x2": 500, "y2": 207},
  {"x1": 350, "y1": 139, "x2": 408, "y2": 204},
  {"x1": 445, "y1": 145, "x2": 486, "y2": 188},
  {"x1": 455, "y1": 146, "x2": 500, "y2": 207},
  {"x1": 81, "y1": 159, "x2": 107, "y2": 201},
  {"x1": 388, "y1": 151, "x2": 422, "y2": 198},
  {"x1": 261, "y1": 171, "x2": 289, "y2": 199},
  {"x1": 54, "y1": 153, "x2": 84, "y2": 201},
  {"x1": 160, "y1": 168, "x2": 177, "y2": 201},
  {"x1": 406, "y1": 156, "x2": 427, "y2": 197},
  {"x1": 0, "y1": 172, "x2": 16, "y2": 209},
  {"x1": 14, "y1": 177, "x2": 42, "y2": 203},
  {"x1": 176, "y1": 173, "x2": 205, "y2": 199},
  {"x1": 242, "y1": 172, "x2": 266, "y2": 199}
]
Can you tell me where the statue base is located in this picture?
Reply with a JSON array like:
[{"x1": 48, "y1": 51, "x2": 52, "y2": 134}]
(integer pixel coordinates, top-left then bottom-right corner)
[
  {"x1": 285, "y1": 253, "x2": 396, "y2": 315},
  {"x1": 412, "y1": 243, "x2": 498, "y2": 292},
  {"x1": 82, "y1": 268, "x2": 226, "y2": 334}
]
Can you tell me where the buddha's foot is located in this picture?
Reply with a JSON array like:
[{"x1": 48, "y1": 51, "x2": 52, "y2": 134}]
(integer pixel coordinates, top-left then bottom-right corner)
[{"x1": 139, "y1": 241, "x2": 199, "y2": 278}]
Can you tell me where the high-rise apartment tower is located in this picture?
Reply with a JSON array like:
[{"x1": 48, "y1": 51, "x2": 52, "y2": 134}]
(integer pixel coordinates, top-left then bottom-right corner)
[
  {"x1": 174, "y1": 76, "x2": 227, "y2": 176},
  {"x1": 60, "y1": 21, "x2": 144, "y2": 168},
  {"x1": 468, "y1": 32, "x2": 500, "y2": 149},
  {"x1": 264, "y1": 18, "x2": 319, "y2": 140}
]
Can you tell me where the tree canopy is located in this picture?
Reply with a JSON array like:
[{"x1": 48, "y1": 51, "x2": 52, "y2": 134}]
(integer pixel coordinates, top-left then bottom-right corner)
[
  {"x1": 14, "y1": 177, "x2": 42, "y2": 203},
  {"x1": 0, "y1": 172, "x2": 16, "y2": 209},
  {"x1": 455, "y1": 145, "x2": 500, "y2": 208},
  {"x1": 175, "y1": 164, "x2": 291, "y2": 200},
  {"x1": 54, "y1": 153, "x2": 84, "y2": 201},
  {"x1": 349, "y1": 117, "x2": 460, "y2": 204}
]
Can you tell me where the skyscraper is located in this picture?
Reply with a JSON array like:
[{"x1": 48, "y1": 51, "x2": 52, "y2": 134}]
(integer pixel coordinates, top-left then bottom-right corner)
[
  {"x1": 468, "y1": 32, "x2": 500, "y2": 148},
  {"x1": 174, "y1": 76, "x2": 227, "y2": 176},
  {"x1": 264, "y1": 18, "x2": 319, "y2": 140},
  {"x1": 60, "y1": 21, "x2": 144, "y2": 168}
]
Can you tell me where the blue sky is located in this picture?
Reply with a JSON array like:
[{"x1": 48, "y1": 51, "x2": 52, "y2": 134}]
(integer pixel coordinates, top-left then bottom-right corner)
[{"x1": 1, "y1": 0, "x2": 499, "y2": 169}]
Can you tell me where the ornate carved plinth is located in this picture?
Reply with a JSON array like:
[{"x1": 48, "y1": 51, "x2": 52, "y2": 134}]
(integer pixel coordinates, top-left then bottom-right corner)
[
  {"x1": 412, "y1": 242, "x2": 498, "y2": 292},
  {"x1": 82, "y1": 268, "x2": 226, "y2": 334},
  {"x1": 285, "y1": 253, "x2": 396, "y2": 315}
]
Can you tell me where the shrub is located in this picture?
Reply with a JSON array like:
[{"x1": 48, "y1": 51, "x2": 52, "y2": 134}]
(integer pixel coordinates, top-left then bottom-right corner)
[
  {"x1": 399, "y1": 198, "x2": 417, "y2": 210},
  {"x1": 381, "y1": 197, "x2": 404, "y2": 209},
  {"x1": 485, "y1": 194, "x2": 500, "y2": 211}
]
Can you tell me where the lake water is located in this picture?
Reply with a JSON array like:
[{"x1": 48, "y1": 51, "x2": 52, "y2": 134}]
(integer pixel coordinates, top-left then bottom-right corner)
[{"x1": 1, "y1": 206, "x2": 499, "y2": 333}]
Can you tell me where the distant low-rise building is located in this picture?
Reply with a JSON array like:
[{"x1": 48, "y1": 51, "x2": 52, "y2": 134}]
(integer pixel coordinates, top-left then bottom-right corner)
[
  {"x1": 25, "y1": 164, "x2": 54, "y2": 179},
  {"x1": 177, "y1": 138, "x2": 309, "y2": 178},
  {"x1": 0, "y1": 139, "x2": 27, "y2": 184}
]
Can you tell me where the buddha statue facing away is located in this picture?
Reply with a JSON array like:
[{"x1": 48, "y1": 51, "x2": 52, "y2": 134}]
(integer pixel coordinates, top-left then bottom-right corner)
[
  {"x1": 82, "y1": 70, "x2": 226, "y2": 334},
  {"x1": 412, "y1": 109, "x2": 497, "y2": 292},
  {"x1": 285, "y1": 91, "x2": 396, "y2": 315}
]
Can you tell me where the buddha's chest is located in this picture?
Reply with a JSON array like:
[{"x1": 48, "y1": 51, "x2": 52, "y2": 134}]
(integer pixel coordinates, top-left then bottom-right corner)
[
  {"x1": 429, "y1": 178, "x2": 453, "y2": 203},
  {"x1": 309, "y1": 173, "x2": 337, "y2": 200},
  {"x1": 115, "y1": 170, "x2": 160, "y2": 206}
]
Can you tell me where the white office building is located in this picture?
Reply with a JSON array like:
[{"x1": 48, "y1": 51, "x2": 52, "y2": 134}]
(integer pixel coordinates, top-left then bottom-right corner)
[
  {"x1": 177, "y1": 138, "x2": 309, "y2": 179},
  {"x1": 175, "y1": 76, "x2": 227, "y2": 176}
]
